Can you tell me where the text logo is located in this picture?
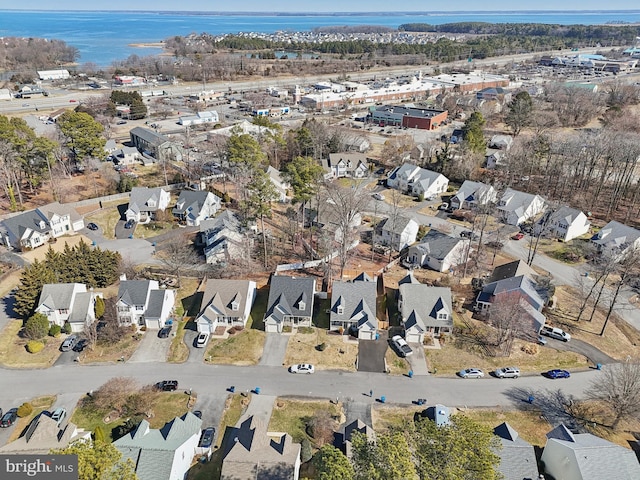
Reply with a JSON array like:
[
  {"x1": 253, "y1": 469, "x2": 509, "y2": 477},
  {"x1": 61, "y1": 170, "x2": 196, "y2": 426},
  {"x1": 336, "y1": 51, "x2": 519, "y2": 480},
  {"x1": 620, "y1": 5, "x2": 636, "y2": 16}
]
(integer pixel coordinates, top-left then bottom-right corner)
[{"x1": 0, "y1": 455, "x2": 78, "y2": 479}]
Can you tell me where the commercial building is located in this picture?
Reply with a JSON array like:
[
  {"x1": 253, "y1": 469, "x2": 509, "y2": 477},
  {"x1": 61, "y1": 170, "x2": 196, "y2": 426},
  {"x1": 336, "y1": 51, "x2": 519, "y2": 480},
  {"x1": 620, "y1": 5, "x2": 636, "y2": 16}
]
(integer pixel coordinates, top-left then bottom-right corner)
[{"x1": 370, "y1": 105, "x2": 448, "y2": 130}]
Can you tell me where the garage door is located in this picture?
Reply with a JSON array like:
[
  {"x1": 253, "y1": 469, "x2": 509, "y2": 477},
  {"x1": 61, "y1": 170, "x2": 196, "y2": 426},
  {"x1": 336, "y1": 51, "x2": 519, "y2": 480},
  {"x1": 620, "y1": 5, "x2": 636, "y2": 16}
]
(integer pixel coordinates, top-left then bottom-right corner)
[
  {"x1": 358, "y1": 330, "x2": 376, "y2": 340},
  {"x1": 198, "y1": 322, "x2": 212, "y2": 334},
  {"x1": 406, "y1": 332, "x2": 421, "y2": 344}
]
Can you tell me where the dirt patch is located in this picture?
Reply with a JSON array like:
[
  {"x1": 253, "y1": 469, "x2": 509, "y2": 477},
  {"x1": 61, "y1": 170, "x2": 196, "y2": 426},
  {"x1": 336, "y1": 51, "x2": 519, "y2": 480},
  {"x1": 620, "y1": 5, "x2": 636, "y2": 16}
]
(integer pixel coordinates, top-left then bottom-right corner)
[
  {"x1": 20, "y1": 235, "x2": 93, "y2": 263},
  {"x1": 205, "y1": 329, "x2": 266, "y2": 365},
  {"x1": 0, "y1": 320, "x2": 63, "y2": 368},
  {"x1": 284, "y1": 328, "x2": 358, "y2": 372}
]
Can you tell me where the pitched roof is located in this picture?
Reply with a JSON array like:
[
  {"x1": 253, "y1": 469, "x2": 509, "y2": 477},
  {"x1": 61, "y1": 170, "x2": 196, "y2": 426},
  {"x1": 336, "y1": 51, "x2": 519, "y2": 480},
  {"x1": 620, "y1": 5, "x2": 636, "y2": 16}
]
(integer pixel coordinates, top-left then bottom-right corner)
[
  {"x1": 197, "y1": 279, "x2": 255, "y2": 323},
  {"x1": 68, "y1": 291, "x2": 94, "y2": 324},
  {"x1": 330, "y1": 275, "x2": 377, "y2": 329},
  {"x1": 389, "y1": 163, "x2": 445, "y2": 188},
  {"x1": 1, "y1": 209, "x2": 51, "y2": 240},
  {"x1": 38, "y1": 283, "x2": 86, "y2": 311},
  {"x1": 498, "y1": 188, "x2": 544, "y2": 215},
  {"x1": 451, "y1": 180, "x2": 495, "y2": 206},
  {"x1": 398, "y1": 271, "x2": 420, "y2": 285},
  {"x1": 493, "y1": 422, "x2": 538, "y2": 480},
  {"x1": 547, "y1": 206, "x2": 586, "y2": 226},
  {"x1": 199, "y1": 210, "x2": 241, "y2": 234},
  {"x1": 592, "y1": 220, "x2": 640, "y2": 250},
  {"x1": 117, "y1": 280, "x2": 156, "y2": 306},
  {"x1": 37, "y1": 201, "x2": 82, "y2": 224},
  {"x1": 0, "y1": 414, "x2": 89, "y2": 454},
  {"x1": 377, "y1": 215, "x2": 417, "y2": 236},
  {"x1": 489, "y1": 260, "x2": 537, "y2": 283},
  {"x1": 130, "y1": 126, "x2": 170, "y2": 146},
  {"x1": 128, "y1": 187, "x2": 167, "y2": 214},
  {"x1": 265, "y1": 275, "x2": 315, "y2": 325},
  {"x1": 480, "y1": 275, "x2": 545, "y2": 311},
  {"x1": 409, "y1": 229, "x2": 464, "y2": 261},
  {"x1": 145, "y1": 289, "x2": 172, "y2": 319},
  {"x1": 399, "y1": 285, "x2": 453, "y2": 329},
  {"x1": 221, "y1": 416, "x2": 300, "y2": 480},
  {"x1": 173, "y1": 190, "x2": 218, "y2": 217}
]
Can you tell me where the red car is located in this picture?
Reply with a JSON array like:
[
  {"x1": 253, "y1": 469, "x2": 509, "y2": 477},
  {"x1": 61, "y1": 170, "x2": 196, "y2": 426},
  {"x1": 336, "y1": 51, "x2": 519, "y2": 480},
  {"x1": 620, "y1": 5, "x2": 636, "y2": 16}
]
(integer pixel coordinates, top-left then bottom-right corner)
[{"x1": 512, "y1": 233, "x2": 524, "y2": 240}]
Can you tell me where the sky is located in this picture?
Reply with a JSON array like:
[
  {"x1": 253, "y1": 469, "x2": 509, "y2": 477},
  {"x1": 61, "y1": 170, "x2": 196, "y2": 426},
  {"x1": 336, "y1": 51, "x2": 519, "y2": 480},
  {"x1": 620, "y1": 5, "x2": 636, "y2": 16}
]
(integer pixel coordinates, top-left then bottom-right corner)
[{"x1": 7, "y1": 1, "x2": 639, "y2": 12}]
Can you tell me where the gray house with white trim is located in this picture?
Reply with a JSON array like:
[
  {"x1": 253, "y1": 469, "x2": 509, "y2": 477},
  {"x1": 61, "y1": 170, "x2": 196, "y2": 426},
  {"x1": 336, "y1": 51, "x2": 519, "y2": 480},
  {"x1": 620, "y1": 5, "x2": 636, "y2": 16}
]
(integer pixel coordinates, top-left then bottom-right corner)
[
  {"x1": 398, "y1": 284, "x2": 453, "y2": 343},
  {"x1": 264, "y1": 275, "x2": 315, "y2": 333},
  {"x1": 196, "y1": 279, "x2": 257, "y2": 334},
  {"x1": 329, "y1": 272, "x2": 377, "y2": 339}
]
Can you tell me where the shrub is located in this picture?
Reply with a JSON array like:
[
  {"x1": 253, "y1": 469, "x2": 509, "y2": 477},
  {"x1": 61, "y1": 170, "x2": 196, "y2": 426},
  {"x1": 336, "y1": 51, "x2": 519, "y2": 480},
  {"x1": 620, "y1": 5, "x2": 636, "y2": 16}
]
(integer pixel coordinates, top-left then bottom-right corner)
[
  {"x1": 16, "y1": 402, "x2": 33, "y2": 417},
  {"x1": 300, "y1": 438, "x2": 313, "y2": 463},
  {"x1": 26, "y1": 340, "x2": 45, "y2": 354},
  {"x1": 24, "y1": 313, "x2": 49, "y2": 340},
  {"x1": 49, "y1": 324, "x2": 62, "y2": 337},
  {"x1": 63, "y1": 321, "x2": 72, "y2": 335},
  {"x1": 222, "y1": 192, "x2": 231, "y2": 203},
  {"x1": 317, "y1": 342, "x2": 327, "y2": 351},
  {"x1": 94, "y1": 425, "x2": 107, "y2": 442},
  {"x1": 140, "y1": 326, "x2": 147, "y2": 332}
]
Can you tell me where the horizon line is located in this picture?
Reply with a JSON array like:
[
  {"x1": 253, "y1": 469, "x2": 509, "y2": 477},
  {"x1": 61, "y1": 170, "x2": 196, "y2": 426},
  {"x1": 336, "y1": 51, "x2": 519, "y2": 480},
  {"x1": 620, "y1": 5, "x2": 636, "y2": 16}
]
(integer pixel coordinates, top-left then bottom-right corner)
[{"x1": 3, "y1": 9, "x2": 640, "y2": 13}]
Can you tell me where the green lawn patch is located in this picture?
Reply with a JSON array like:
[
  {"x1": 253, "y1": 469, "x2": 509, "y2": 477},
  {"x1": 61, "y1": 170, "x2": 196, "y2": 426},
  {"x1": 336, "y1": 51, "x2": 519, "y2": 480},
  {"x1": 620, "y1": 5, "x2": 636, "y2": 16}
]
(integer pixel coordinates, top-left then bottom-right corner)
[
  {"x1": 314, "y1": 298, "x2": 330, "y2": 329},
  {"x1": 269, "y1": 398, "x2": 342, "y2": 444},
  {"x1": 205, "y1": 329, "x2": 265, "y2": 365},
  {"x1": 168, "y1": 319, "x2": 190, "y2": 363}
]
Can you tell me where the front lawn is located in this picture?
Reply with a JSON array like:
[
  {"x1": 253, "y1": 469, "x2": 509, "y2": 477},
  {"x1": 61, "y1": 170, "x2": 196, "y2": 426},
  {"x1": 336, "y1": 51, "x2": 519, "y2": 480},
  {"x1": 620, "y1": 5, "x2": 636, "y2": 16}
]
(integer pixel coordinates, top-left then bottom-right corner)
[
  {"x1": 168, "y1": 319, "x2": 190, "y2": 363},
  {"x1": 79, "y1": 331, "x2": 141, "y2": 363},
  {"x1": 268, "y1": 398, "x2": 343, "y2": 444},
  {"x1": 0, "y1": 320, "x2": 63, "y2": 368},
  {"x1": 284, "y1": 328, "x2": 358, "y2": 371},
  {"x1": 205, "y1": 329, "x2": 266, "y2": 365},
  {"x1": 385, "y1": 349, "x2": 410, "y2": 375}
]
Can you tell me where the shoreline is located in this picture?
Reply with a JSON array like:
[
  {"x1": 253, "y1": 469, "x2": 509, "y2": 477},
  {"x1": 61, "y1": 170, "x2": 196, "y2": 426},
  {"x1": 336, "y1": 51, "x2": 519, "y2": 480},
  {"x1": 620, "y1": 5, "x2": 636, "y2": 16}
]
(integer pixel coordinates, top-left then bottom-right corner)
[{"x1": 128, "y1": 42, "x2": 166, "y2": 48}]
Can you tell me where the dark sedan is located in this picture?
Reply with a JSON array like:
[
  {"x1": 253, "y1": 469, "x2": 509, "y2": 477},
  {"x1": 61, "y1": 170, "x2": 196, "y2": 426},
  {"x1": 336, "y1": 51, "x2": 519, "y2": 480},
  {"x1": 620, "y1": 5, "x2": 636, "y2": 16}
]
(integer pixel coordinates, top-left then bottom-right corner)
[
  {"x1": 86, "y1": 222, "x2": 99, "y2": 231},
  {"x1": 545, "y1": 369, "x2": 570, "y2": 379},
  {"x1": 158, "y1": 325, "x2": 173, "y2": 338},
  {"x1": 199, "y1": 427, "x2": 215, "y2": 448},
  {"x1": 1, "y1": 408, "x2": 18, "y2": 428}
]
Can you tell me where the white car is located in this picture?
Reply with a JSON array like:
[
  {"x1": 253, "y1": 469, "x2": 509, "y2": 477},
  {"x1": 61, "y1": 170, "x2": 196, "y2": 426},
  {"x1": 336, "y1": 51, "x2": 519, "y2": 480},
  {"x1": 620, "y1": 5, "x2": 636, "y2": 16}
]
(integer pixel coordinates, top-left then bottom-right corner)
[
  {"x1": 289, "y1": 364, "x2": 315, "y2": 374},
  {"x1": 51, "y1": 408, "x2": 67, "y2": 426},
  {"x1": 391, "y1": 335, "x2": 413, "y2": 357},
  {"x1": 458, "y1": 368, "x2": 485, "y2": 379},
  {"x1": 494, "y1": 367, "x2": 520, "y2": 379},
  {"x1": 196, "y1": 332, "x2": 210, "y2": 348},
  {"x1": 540, "y1": 326, "x2": 571, "y2": 342}
]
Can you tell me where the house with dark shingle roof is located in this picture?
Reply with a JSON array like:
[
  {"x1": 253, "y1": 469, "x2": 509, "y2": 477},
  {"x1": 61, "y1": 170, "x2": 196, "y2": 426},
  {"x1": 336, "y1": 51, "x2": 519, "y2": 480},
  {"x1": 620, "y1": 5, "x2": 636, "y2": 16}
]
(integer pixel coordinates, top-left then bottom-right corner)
[
  {"x1": 405, "y1": 229, "x2": 468, "y2": 272},
  {"x1": 113, "y1": 412, "x2": 202, "y2": 480},
  {"x1": 373, "y1": 215, "x2": 419, "y2": 251},
  {"x1": 342, "y1": 419, "x2": 375, "y2": 458},
  {"x1": 387, "y1": 163, "x2": 449, "y2": 200},
  {"x1": 264, "y1": 275, "x2": 315, "y2": 333},
  {"x1": 221, "y1": 415, "x2": 301, "y2": 480},
  {"x1": 488, "y1": 260, "x2": 537, "y2": 284},
  {"x1": 196, "y1": 279, "x2": 257, "y2": 334},
  {"x1": 35, "y1": 283, "x2": 102, "y2": 333},
  {"x1": 172, "y1": 190, "x2": 221, "y2": 226},
  {"x1": 493, "y1": 422, "x2": 539, "y2": 480},
  {"x1": 198, "y1": 210, "x2": 247, "y2": 264},
  {"x1": 322, "y1": 152, "x2": 369, "y2": 179},
  {"x1": 541, "y1": 424, "x2": 640, "y2": 480},
  {"x1": 116, "y1": 279, "x2": 175, "y2": 330},
  {"x1": 329, "y1": 273, "x2": 377, "y2": 339},
  {"x1": 130, "y1": 126, "x2": 184, "y2": 163},
  {"x1": 497, "y1": 188, "x2": 546, "y2": 226},
  {"x1": 591, "y1": 220, "x2": 640, "y2": 258},
  {"x1": 125, "y1": 187, "x2": 171, "y2": 223},
  {"x1": 540, "y1": 206, "x2": 590, "y2": 242},
  {"x1": 450, "y1": 180, "x2": 497, "y2": 210},
  {"x1": 398, "y1": 284, "x2": 453, "y2": 343}
]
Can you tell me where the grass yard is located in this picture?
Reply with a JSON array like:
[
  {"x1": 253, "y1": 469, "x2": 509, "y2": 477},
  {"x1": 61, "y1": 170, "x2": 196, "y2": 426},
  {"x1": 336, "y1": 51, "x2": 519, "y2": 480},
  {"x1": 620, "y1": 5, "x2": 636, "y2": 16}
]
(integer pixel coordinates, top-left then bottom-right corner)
[
  {"x1": 85, "y1": 204, "x2": 126, "y2": 240},
  {"x1": 0, "y1": 320, "x2": 63, "y2": 368},
  {"x1": 458, "y1": 408, "x2": 552, "y2": 446},
  {"x1": 8, "y1": 395, "x2": 56, "y2": 442},
  {"x1": 80, "y1": 333, "x2": 141, "y2": 363},
  {"x1": 205, "y1": 329, "x2": 266, "y2": 365},
  {"x1": 284, "y1": 328, "x2": 358, "y2": 372},
  {"x1": 385, "y1": 349, "x2": 410, "y2": 375},
  {"x1": 71, "y1": 391, "x2": 189, "y2": 442},
  {"x1": 371, "y1": 404, "x2": 425, "y2": 434},
  {"x1": 269, "y1": 398, "x2": 343, "y2": 444},
  {"x1": 135, "y1": 220, "x2": 177, "y2": 240},
  {"x1": 168, "y1": 319, "x2": 190, "y2": 363}
]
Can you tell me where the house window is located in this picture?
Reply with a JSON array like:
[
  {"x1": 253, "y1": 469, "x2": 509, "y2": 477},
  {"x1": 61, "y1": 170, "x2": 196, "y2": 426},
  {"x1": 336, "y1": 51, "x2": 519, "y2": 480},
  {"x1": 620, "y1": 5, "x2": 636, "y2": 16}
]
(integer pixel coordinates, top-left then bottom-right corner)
[
  {"x1": 231, "y1": 302, "x2": 239, "y2": 312},
  {"x1": 298, "y1": 301, "x2": 306, "y2": 311},
  {"x1": 136, "y1": 305, "x2": 144, "y2": 311},
  {"x1": 337, "y1": 306, "x2": 344, "y2": 315},
  {"x1": 58, "y1": 309, "x2": 69, "y2": 315},
  {"x1": 437, "y1": 313, "x2": 448, "y2": 320}
]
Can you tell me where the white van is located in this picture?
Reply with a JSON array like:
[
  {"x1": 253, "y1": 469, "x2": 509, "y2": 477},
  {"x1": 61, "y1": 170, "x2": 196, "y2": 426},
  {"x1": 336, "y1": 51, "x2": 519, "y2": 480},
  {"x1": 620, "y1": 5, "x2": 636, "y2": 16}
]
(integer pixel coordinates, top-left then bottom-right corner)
[{"x1": 540, "y1": 326, "x2": 571, "y2": 342}]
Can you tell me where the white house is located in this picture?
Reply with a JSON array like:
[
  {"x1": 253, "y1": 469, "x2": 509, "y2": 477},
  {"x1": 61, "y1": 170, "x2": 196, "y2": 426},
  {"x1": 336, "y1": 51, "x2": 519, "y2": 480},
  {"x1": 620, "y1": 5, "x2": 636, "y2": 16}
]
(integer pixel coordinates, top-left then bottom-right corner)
[
  {"x1": 125, "y1": 187, "x2": 171, "y2": 223},
  {"x1": 497, "y1": 188, "x2": 546, "y2": 226},
  {"x1": 591, "y1": 220, "x2": 640, "y2": 257},
  {"x1": 114, "y1": 413, "x2": 202, "y2": 480},
  {"x1": 322, "y1": 152, "x2": 369, "y2": 179},
  {"x1": 373, "y1": 215, "x2": 419, "y2": 251},
  {"x1": 541, "y1": 206, "x2": 590, "y2": 242},
  {"x1": 35, "y1": 283, "x2": 102, "y2": 333},
  {"x1": 116, "y1": 279, "x2": 174, "y2": 329},
  {"x1": 387, "y1": 163, "x2": 449, "y2": 199},
  {"x1": 405, "y1": 229, "x2": 468, "y2": 272},
  {"x1": 449, "y1": 180, "x2": 497, "y2": 210},
  {"x1": 398, "y1": 284, "x2": 453, "y2": 343},
  {"x1": 264, "y1": 275, "x2": 315, "y2": 333},
  {"x1": 178, "y1": 110, "x2": 219, "y2": 126},
  {"x1": 541, "y1": 424, "x2": 640, "y2": 480},
  {"x1": 266, "y1": 166, "x2": 291, "y2": 202},
  {"x1": 172, "y1": 190, "x2": 221, "y2": 226},
  {"x1": 112, "y1": 146, "x2": 142, "y2": 166},
  {"x1": 329, "y1": 272, "x2": 377, "y2": 339},
  {"x1": 485, "y1": 150, "x2": 506, "y2": 170},
  {"x1": 196, "y1": 279, "x2": 257, "y2": 334}
]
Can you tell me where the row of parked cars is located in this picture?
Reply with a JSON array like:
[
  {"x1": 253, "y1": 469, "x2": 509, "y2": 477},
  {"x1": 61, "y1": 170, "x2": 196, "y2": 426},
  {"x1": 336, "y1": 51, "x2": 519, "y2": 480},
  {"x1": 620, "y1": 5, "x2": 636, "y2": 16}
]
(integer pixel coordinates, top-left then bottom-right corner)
[
  {"x1": 0, "y1": 407, "x2": 67, "y2": 429},
  {"x1": 458, "y1": 367, "x2": 571, "y2": 379}
]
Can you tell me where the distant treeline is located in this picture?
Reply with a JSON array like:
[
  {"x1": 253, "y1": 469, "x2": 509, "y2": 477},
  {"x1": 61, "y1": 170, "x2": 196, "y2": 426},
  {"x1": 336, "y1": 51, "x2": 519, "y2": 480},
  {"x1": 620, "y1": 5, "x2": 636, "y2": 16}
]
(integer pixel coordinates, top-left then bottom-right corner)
[
  {"x1": 399, "y1": 22, "x2": 640, "y2": 43},
  {"x1": 0, "y1": 37, "x2": 79, "y2": 72},
  {"x1": 312, "y1": 25, "x2": 395, "y2": 34}
]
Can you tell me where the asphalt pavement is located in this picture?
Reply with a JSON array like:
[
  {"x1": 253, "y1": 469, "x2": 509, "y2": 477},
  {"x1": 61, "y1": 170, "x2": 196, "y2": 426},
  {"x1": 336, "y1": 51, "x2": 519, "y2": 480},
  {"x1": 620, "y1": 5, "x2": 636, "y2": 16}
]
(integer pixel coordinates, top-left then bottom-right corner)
[{"x1": 259, "y1": 334, "x2": 290, "y2": 367}]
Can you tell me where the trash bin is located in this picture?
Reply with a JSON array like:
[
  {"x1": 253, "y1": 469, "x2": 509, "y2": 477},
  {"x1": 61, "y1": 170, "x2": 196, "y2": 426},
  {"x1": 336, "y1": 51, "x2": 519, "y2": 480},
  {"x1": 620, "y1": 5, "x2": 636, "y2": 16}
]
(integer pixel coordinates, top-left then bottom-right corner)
[
  {"x1": 380, "y1": 396, "x2": 386, "y2": 403},
  {"x1": 417, "y1": 398, "x2": 424, "y2": 406},
  {"x1": 229, "y1": 386, "x2": 235, "y2": 393},
  {"x1": 596, "y1": 363, "x2": 602, "y2": 370},
  {"x1": 375, "y1": 333, "x2": 380, "y2": 340},
  {"x1": 528, "y1": 395, "x2": 535, "y2": 404},
  {"x1": 408, "y1": 370, "x2": 414, "y2": 378},
  {"x1": 254, "y1": 387, "x2": 261, "y2": 395}
]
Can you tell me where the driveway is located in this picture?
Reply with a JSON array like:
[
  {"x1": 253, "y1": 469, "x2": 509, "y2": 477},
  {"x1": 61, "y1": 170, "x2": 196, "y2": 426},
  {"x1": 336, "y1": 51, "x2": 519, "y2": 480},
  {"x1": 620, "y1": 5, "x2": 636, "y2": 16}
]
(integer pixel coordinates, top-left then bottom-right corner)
[
  {"x1": 184, "y1": 330, "x2": 206, "y2": 364},
  {"x1": 115, "y1": 219, "x2": 136, "y2": 239},
  {"x1": 128, "y1": 330, "x2": 172, "y2": 363},
  {"x1": 543, "y1": 337, "x2": 615, "y2": 365},
  {"x1": 191, "y1": 392, "x2": 228, "y2": 445},
  {"x1": 406, "y1": 344, "x2": 429, "y2": 376},
  {"x1": 259, "y1": 334, "x2": 290, "y2": 367},
  {"x1": 357, "y1": 331, "x2": 388, "y2": 373},
  {"x1": 96, "y1": 238, "x2": 158, "y2": 265}
]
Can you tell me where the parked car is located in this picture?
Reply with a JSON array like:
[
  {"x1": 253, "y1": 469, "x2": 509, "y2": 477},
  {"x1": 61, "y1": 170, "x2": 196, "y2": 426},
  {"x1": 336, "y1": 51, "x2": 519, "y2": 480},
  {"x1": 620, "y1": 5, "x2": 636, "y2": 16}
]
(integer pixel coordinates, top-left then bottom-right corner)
[
  {"x1": 511, "y1": 232, "x2": 525, "y2": 240},
  {"x1": 155, "y1": 380, "x2": 179, "y2": 391},
  {"x1": 86, "y1": 222, "x2": 98, "y2": 231},
  {"x1": 545, "y1": 369, "x2": 570, "y2": 379},
  {"x1": 60, "y1": 335, "x2": 78, "y2": 352},
  {"x1": 458, "y1": 368, "x2": 485, "y2": 379},
  {"x1": 117, "y1": 120, "x2": 127, "y2": 125},
  {"x1": 158, "y1": 325, "x2": 173, "y2": 338},
  {"x1": 124, "y1": 219, "x2": 135, "y2": 229},
  {"x1": 51, "y1": 408, "x2": 67, "y2": 426},
  {"x1": 537, "y1": 336, "x2": 548, "y2": 346},
  {"x1": 460, "y1": 230, "x2": 479, "y2": 240},
  {"x1": 540, "y1": 326, "x2": 571, "y2": 342},
  {"x1": 0, "y1": 408, "x2": 18, "y2": 428},
  {"x1": 494, "y1": 367, "x2": 520, "y2": 378},
  {"x1": 289, "y1": 364, "x2": 315, "y2": 374},
  {"x1": 391, "y1": 335, "x2": 413, "y2": 357},
  {"x1": 72, "y1": 339, "x2": 87, "y2": 352},
  {"x1": 199, "y1": 427, "x2": 215, "y2": 448},
  {"x1": 372, "y1": 192, "x2": 385, "y2": 201},
  {"x1": 192, "y1": 410, "x2": 202, "y2": 419},
  {"x1": 196, "y1": 332, "x2": 210, "y2": 348}
]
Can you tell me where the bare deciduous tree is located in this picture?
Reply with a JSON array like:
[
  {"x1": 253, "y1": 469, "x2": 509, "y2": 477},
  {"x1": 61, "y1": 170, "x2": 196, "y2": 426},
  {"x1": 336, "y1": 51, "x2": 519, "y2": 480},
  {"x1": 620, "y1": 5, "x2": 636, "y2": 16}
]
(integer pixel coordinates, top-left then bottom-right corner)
[{"x1": 486, "y1": 292, "x2": 526, "y2": 356}]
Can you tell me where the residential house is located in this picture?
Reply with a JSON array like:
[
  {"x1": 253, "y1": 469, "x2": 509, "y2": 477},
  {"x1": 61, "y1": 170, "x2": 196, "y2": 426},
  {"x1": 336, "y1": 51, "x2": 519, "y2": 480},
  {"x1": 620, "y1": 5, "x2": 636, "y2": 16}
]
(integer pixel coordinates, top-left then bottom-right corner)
[
  {"x1": 488, "y1": 260, "x2": 537, "y2": 284},
  {"x1": 387, "y1": 163, "x2": 449, "y2": 200},
  {"x1": 266, "y1": 166, "x2": 291, "y2": 202},
  {"x1": 306, "y1": 204, "x2": 362, "y2": 245},
  {"x1": 449, "y1": 180, "x2": 497, "y2": 210},
  {"x1": 198, "y1": 211, "x2": 248, "y2": 264},
  {"x1": 541, "y1": 424, "x2": 640, "y2": 480},
  {"x1": 329, "y1": 273, "x2": 378, "y2": 339},
  {"x1": 398, "y1": 284, "x2": 453, "y2": 343},
  {"x1": 0, "y1": 202, "x2": 84, "y2": 251},
  {"x1": 125, "y1": 187, "x2": 171, "y2": 223},
  {"x1": 540, "y1": 206, "x2": 591, "y2": 242},
  {"x1": 221, "y1": 415, "x2": 301, "y2": 480},
  {"x1": 196, "y1": 279, "x2": 257, "y2": 334},
  {"x1": 405, "y1": 229, "x2": 468, "y2": 272},
  {"x1": 493, "y1": 422, "x2": 539, "y2": 480},
  {"x1": 591, "y1": 220, "x2": 640, "y2": 257},
  {"x1": 322, "y1": 152, "x2": 369, "y2": 179},
  {"x1": 488, "y1": 134, "x2": 514, "y2": 150},
  {"x1": 36, "y1": 283, "x2": 102, "y2": 333},
  {"x1": 342, "y1": 419, "x2": 375, "y2": 458},
  {"x1": 474, "y1": 275, "x2": 547, "y2": 337},
  {"x1": 172, "y1": 190, "x2": 221, "y2": 226},
  {"x1": 130, "y1": 127, "x2": 184, "y2": 163},
  {"x1": 485, "y1": 150, "x2": 507, "y2": 170},
  {"x1": 373, "y1": 215, "x2": 419, "y2": 251},
  {"x1": 116, "y1": 279, "x2": 174, "y2": 329},
  {"x1": 497, "y1": 188, "x2": 546, "y2": 226},
  {"x1": 113, "y1": 413, "x2": 202, "y2": 480},
  {"x1": 0, "y1": 414, "x2": 91, "y2": 454},
  {"x1": 264, "y1": 275, "x2": 315, "y2": 333},
  {"x1": 112, "y1": 146, "x2": 142, "y2": 166}
]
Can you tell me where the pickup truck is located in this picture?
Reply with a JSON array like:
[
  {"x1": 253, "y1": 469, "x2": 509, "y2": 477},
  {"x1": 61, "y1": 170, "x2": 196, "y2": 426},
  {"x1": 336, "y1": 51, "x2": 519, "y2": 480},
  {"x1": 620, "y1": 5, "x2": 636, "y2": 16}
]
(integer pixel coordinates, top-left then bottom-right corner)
[{"x1": 540, "y1": 326, "x2": 571, "y2": 342}]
